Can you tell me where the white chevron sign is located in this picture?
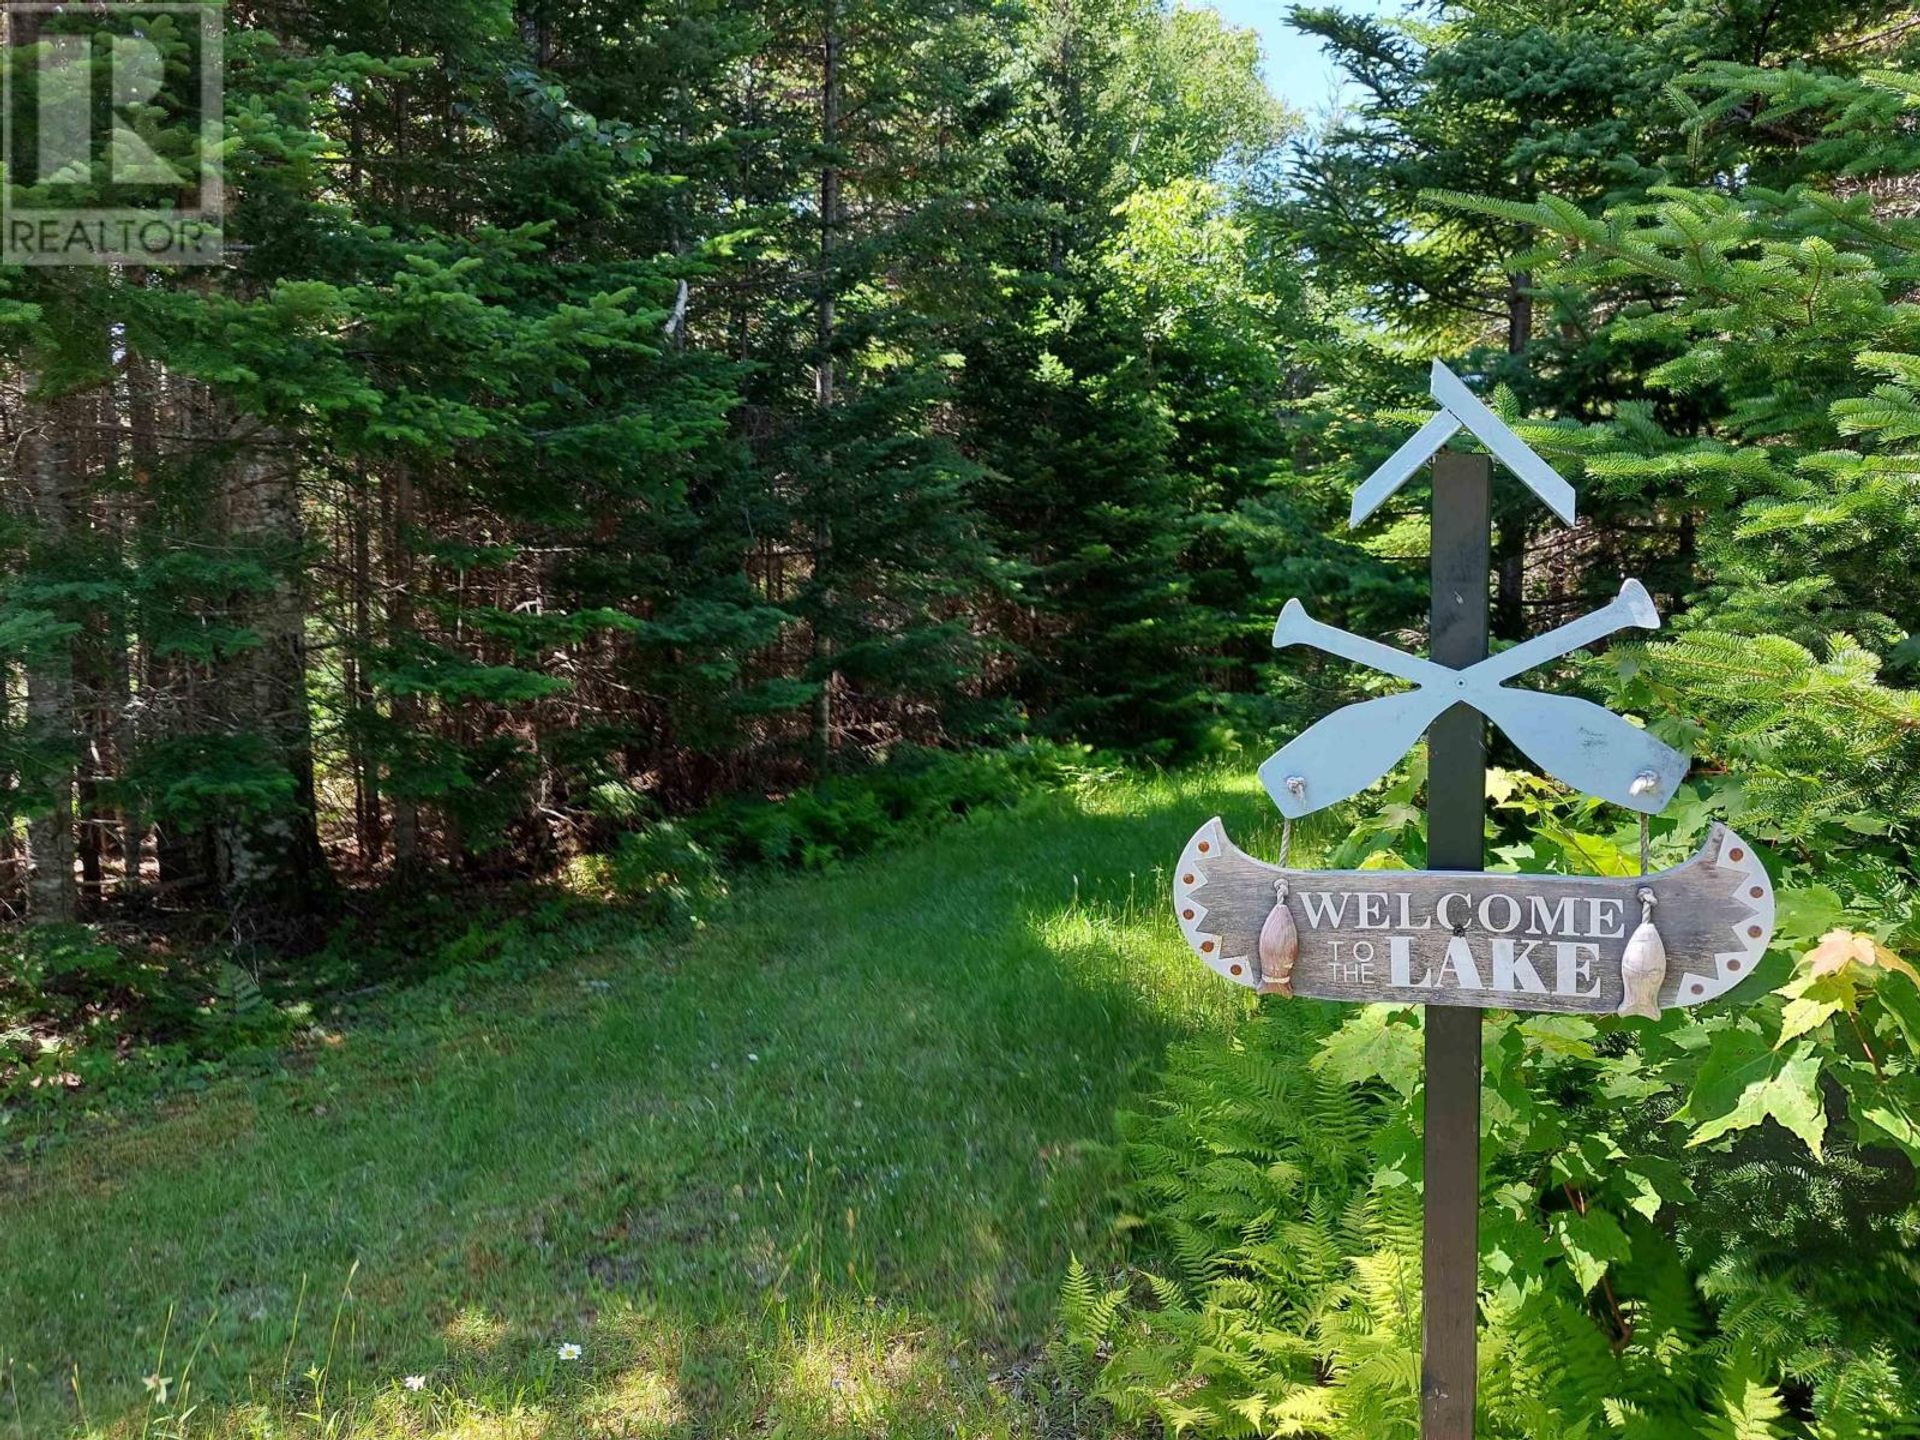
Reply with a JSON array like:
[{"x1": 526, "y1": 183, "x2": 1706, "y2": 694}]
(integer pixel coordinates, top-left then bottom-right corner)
[{"x1": 1349, "y1": 361, "x2": 1578, "y2": 527}]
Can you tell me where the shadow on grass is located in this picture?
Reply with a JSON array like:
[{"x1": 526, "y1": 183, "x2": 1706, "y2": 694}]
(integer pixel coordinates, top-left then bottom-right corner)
[{"x1": 0, "y1": 768, "x2": 1282, "y2": 1438}]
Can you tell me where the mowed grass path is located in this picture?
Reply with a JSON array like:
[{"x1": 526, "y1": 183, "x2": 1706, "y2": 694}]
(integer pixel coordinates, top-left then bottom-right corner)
[{"x1": 1, "y1": 769, "x2": 1281, "y2": 1438}]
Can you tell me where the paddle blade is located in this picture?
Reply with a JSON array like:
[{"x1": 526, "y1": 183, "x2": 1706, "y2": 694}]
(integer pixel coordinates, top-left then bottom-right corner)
[
  {"x1": 1259, "y1": 688, "x2": 1446, "y2": 817},
  {"x1": 1478, "y1": 689, "x2": 1688, "y2": 813}
]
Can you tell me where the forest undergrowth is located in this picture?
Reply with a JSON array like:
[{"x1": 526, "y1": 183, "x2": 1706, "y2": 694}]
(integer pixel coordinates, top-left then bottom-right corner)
[{"x1": 0, "y1": 743, "x2": 1101, "y2": 1145}]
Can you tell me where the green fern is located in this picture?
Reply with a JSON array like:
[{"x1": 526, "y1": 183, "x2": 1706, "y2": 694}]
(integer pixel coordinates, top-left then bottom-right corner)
[{"x1": 213, "y1": 961, "x2": 265, "y2": 1018}]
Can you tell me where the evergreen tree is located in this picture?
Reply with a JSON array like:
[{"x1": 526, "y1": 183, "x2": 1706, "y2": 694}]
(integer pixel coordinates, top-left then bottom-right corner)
[{"x1": 957, "y1": 0, "x2": 1292, "y2": 751}]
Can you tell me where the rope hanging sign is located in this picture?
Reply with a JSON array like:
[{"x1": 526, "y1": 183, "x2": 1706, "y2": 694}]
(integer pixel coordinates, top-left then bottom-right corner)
[{"x1": 1175, "y1": 818, "x2": 1771, "y2": 1016}]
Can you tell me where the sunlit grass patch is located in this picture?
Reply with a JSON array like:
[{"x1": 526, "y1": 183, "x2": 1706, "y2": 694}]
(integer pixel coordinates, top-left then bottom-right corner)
[
  {"x1": 573, "y1": 1359, "x2": 679, "y2": 1433},
  {"x1": 2, "y1": 770, "x2": 1264, "y2": 1438},
  {"x1": 441, "y1": 1306, "x2": 510, "y2": 1357}
]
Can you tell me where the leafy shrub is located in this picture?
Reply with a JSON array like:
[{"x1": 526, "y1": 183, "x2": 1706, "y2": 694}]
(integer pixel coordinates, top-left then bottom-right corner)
[
  {"x1": 570, "y1": 744, "x2": 1091, "y2": 923},
  {"x1": 1, "y1": 924, "x2": 129, "y2": 1004},
  {"x1": 1057, "y1": 1002, "x2": 1429, "y2": 1436},
  {"x1": 576, "y1": 822, "x2": 727, "y2": 936},
  {"x1": 688, "y1": 741, "x2": 1098, "y2": 868},
  {"x1": 0, "y1": 926, "x2": 311, "y2": 1129},
  {"x1": 1065, "y1": 984, "x2": 1920, "y2": 1436}
]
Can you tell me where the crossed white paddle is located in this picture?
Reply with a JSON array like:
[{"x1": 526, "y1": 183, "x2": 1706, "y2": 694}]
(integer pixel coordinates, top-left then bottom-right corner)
[{"x1": 1259, "y1": 579, "x2": 1688, "y2": 819}]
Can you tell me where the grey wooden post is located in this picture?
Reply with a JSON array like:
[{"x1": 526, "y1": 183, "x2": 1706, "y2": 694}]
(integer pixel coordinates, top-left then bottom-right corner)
[{"x1": 1422, "y1": 450, "x2": 1488, "y2": 1437}]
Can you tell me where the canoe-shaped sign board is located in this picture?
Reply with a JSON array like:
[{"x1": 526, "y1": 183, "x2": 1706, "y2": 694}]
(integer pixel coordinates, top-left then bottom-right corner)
[{"x1": 1174, "y1": 819, "x2": 1773, "y2": 1015}]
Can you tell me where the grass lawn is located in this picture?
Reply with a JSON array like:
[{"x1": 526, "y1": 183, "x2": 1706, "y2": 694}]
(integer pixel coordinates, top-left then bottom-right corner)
[{"x1": 0, "y1": 767, "x2": 1284, "y2": 1438}]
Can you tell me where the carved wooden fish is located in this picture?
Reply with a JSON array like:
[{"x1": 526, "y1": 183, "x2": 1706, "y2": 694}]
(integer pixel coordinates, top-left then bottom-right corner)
[
  {"x1": 1257, "y1": 893, "x2": 1299, "y2": 996},
  {"x1": 1617, "y1": 918, "x2": 1668, "y2": 1021}
]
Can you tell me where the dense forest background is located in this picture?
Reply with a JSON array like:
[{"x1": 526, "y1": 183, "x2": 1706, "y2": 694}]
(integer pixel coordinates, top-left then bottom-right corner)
[
  {"x1": 3, "y1": 0, "x2": 1322, "y2": 938},
  {"x1": 4, "y1": 0, "x2": 1919, "y2": 969}
]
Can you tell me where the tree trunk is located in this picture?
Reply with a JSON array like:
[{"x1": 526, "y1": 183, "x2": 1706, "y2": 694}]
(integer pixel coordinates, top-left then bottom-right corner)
[
  {"x1": 809, "y1": 0, "x2": 840, "y2": 776},
  {"x1": 216, "y1": 418, "x2": 329, "y2": 923},
  {"x1": 1495, "y1": 265, "x2": 1533, "y2": 636},
  {"x1": 387, "y1": 464, "x2": 422, "y2": 874},
  {"x1": 0, "y1": 661, "x2": 15, "y2": 908},
  {"x1": 76, "y1": 678, "x2": 104, "y2": 909},
  {"x1": 1505, "y1": 269, "x2": 1532, "y2": 356},
  {"x1": 150, "y1": 372, "x2": 219, "y2": 899},
  {"x1": 118, "y1": 333, "x2": 158, "y2": 904},
  {"x1": 19, "y1": 382, "x2": 79, "y2": 924},
  {"x1": 105, "y1": 617, "x2": 136, "y2": 902},
  {"x1": 73, "y1": 381, "x2": 115, "y2": 912},
  {"x1": 349, "y1": 464, "x2": 381, "y2": 863}
]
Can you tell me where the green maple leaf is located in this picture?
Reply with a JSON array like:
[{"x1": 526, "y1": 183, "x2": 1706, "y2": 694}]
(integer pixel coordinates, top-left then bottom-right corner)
[
  {"x1": 1775, "y1": 968, "x2": 1856, "y2": 1044},
  {"x1": 1686, "y1": 1041, "x2": 1827, "y2": 1158},
  {"x1": 1311, "y1": 1007, "x2": 1422, "y2": 1098},
  {"x1": 1552, "y1": 1205, "x2": 1632, "y2": 1295},
  {"x1": 1620, "y1": 1155, "x2": 1695, "y2": 1220}
]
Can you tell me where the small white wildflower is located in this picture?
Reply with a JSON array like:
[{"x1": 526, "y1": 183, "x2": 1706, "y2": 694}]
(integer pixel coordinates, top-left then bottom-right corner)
[
  {"x1": 142, "y1": 1374, "x2": 172, "y2": 1403},
  {"x1": 403, "y1": 1374, "x2": 427, "y2": 1391},
  {"x1": 557, "y1": 1342, "x2": 582, "y2": 1361}
]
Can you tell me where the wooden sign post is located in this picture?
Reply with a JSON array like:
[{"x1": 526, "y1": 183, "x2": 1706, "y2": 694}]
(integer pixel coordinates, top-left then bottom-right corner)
[
  {"x1": 1423, "y1": 451, "x2": 1489, "y2": 1436},
  {"x1": 1169, "y1": 367, "x2": 1775, "y2": 1439}
]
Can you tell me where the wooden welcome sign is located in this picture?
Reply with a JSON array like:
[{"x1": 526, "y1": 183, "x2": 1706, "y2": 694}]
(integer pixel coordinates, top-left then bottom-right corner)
[
  {"x1": 1175, "y1": 818, "x2": 1773, "y2": 1016},
  {"x1": 1168, "y1": 363, "x2": 1781, "y2": 1439}
]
